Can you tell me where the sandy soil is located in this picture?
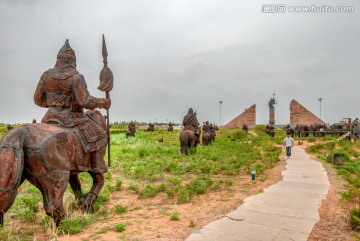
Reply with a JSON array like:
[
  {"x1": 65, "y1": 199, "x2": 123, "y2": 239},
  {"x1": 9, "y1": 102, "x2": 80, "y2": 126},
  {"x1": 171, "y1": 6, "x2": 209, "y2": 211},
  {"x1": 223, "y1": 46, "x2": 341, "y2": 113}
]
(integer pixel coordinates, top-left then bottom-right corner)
[{"x1": 57, "y1": 158, "x2": 287, "y2": 240}]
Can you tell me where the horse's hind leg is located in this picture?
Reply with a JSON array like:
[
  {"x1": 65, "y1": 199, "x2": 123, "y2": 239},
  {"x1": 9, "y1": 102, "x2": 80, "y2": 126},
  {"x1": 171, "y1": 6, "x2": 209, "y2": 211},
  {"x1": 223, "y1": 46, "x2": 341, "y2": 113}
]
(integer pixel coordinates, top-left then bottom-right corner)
[
  {"x1": 69, "y1": 174, "x2": 83, "y2": 199},
  {"x1": 0, "y1": 211, "x2": 3, "y2": 226},
  {"x1": 34, "y1": 171, "x2": 69, "y2": 226},
  {"x1": 78, "y1": 171, "x2": 104, "y2": 213}
]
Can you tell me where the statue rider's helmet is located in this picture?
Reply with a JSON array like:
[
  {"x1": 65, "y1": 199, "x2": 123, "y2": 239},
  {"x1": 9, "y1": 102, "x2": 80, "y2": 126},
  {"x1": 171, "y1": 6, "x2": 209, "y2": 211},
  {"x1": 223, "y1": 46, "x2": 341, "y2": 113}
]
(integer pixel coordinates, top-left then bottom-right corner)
[
  {"x1": 188, "y1": 108, "x2": 193, "y2": 114},
  {"x1": 56, "y1": 39, "x2": 76, "y2": 68}
]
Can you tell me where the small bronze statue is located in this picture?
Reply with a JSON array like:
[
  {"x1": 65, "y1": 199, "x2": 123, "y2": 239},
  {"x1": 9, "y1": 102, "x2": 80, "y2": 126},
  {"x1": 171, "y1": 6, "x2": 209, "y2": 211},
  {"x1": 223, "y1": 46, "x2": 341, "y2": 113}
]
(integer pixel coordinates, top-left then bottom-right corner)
[
  {"x1": 147, "y1": 122, "x2": 155, "y2": 132},
  {"x1": 202, "y1": 121, "x2": 212, "y2": 145},
  {"x1": 0, "y1": 39, "x2": 111, "y2": 227},
  {"x1": 126, "y1": 121, "x2": 136, "y2": 138},
  {"x1": 179, "y1": 108, "x2": 200, "y2": 154},
  {"x1": 167, "y1": 122, "x2": 173, "y2": 132},
  {"x1": 6, "y1": 124, "x2": 13, "y2": 131},
  {"x1": 242, "y1": 124, "x2": 248, "y2": 133}
]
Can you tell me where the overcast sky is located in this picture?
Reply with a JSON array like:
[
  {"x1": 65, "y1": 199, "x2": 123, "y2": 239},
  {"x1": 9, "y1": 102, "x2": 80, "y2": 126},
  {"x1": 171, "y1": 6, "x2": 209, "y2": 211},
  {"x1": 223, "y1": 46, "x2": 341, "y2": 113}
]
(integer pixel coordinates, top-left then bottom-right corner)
[{"x1": 0, "y1": 0, "x2": 359, "y2": 125}]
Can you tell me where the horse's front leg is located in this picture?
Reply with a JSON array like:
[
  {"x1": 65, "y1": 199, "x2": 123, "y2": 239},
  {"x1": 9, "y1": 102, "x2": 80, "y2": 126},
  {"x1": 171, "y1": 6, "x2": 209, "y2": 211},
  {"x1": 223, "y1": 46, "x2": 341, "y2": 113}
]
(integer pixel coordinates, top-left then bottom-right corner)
[{"x1": 78, "y1": 171, "x2": 104, "y2": 213}]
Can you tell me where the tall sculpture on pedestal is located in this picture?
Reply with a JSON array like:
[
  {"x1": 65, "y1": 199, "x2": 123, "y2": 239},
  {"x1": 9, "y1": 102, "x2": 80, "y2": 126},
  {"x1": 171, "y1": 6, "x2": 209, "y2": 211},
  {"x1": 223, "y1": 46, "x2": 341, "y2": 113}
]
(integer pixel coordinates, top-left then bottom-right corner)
[{"x1": 268, "y1": 93, "x2": 277, "y2": 125}]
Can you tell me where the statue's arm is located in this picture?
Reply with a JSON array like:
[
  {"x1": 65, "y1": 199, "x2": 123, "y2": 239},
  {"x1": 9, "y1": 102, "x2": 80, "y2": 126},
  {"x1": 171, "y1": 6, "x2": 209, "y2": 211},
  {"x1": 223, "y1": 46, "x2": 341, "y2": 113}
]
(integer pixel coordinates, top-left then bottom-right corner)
[
  {"x1": 34, "y1": 75, "x2": 48, "y2": 108},
  {"x1": 73, "y1": 75, "x2": 109, "y2": 110}
]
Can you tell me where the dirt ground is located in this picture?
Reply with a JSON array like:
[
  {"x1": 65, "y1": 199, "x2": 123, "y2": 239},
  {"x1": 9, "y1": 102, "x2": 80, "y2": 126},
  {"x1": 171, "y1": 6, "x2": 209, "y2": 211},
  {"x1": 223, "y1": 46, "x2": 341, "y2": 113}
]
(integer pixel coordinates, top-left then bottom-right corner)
[
  {"x1": 57, "y1": 157, "x2": 287, "y2": 240},
  {"x1": 52, "y1": 142, "x2": 356, "y2": 240}
]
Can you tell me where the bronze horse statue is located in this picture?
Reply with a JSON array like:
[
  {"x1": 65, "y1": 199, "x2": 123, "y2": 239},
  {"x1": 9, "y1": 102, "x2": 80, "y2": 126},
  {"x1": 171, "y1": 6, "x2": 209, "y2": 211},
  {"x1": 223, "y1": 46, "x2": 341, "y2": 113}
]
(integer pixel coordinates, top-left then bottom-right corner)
[
  {"x1": 179, "y1": 127, "x2": 200, "y2": 154},
  {"x1": 0, "y1": 110, "x2": 107, "y2": 226}
]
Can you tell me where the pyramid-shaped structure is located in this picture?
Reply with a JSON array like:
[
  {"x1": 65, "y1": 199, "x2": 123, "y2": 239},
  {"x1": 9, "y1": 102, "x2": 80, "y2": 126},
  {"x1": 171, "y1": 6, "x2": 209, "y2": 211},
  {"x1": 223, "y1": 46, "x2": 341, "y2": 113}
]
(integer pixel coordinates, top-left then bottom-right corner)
[
  {"x1": 290, "y1": 99, "x2": 325, "y2": 125},
  {"x1": 224, "y1": 104, "x2": 256, "y2": 128}
]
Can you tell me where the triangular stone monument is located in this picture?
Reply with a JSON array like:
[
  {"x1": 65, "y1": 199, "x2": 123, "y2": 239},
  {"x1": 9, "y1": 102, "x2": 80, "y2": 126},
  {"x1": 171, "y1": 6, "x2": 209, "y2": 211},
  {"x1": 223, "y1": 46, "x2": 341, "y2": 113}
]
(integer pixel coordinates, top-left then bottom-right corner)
[
  {"x1": 290, "y1": 99, "x2": 325, "y2": 125},
  {"x1": 224, "y1": 104, "x2": 256, "y2": 128}
]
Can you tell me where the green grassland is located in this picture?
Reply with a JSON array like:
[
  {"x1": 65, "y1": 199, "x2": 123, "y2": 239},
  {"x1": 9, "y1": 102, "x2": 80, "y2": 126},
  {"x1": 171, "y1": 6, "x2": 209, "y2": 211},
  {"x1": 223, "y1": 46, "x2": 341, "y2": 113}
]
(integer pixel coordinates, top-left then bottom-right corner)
[{"x1": 0, "y1": 125, "x2": 284, "y2": 240}]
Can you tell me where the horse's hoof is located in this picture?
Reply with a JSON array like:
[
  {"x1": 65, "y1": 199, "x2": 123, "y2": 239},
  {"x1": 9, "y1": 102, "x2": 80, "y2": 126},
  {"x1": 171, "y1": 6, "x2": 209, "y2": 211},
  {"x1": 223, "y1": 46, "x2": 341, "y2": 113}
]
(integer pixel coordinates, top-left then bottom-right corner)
[{"x1": 78, "y1": 193, "x2": 96, "y2": 207}]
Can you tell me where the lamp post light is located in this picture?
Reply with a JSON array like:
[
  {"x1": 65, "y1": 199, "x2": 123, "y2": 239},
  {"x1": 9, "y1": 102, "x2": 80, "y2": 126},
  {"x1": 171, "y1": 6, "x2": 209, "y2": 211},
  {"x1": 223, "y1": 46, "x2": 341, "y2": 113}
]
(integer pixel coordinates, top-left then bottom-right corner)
[
  {"x1": 318, "y1": 98, "x2": 323, "y2": 119},
  {"x1": 219, "y1": 101, "x2": 223, "y2": 125}
]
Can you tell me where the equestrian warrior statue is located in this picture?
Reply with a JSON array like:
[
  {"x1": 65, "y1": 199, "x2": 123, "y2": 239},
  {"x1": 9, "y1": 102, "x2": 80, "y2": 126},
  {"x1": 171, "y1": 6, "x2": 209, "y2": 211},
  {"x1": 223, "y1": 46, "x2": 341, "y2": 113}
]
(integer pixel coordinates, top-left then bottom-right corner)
[
  {"x1": 34, "y1": 39, "x2": 111, "y2": 173},
  {"x1": 179, "y1": 108, "x2": 200, "y2": 154}
]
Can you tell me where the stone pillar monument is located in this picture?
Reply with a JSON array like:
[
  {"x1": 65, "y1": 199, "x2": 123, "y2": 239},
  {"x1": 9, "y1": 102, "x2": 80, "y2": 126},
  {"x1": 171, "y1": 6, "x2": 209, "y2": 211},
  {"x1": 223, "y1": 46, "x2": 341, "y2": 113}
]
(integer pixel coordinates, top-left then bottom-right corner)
[{"x1": 268, "y1": 93, "x2": 276, "y2": 125}]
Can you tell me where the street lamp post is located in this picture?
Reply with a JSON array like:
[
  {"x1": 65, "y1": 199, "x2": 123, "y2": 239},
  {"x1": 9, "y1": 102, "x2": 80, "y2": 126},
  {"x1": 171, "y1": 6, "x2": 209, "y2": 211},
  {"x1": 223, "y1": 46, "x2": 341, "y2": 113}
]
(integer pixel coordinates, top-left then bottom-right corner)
[
  {"x1": 219, "y1": 101, "x2": 223, "y2": 125},
  {"x1": 318, "y1": 98, "x2": 323, "y2": 119}
]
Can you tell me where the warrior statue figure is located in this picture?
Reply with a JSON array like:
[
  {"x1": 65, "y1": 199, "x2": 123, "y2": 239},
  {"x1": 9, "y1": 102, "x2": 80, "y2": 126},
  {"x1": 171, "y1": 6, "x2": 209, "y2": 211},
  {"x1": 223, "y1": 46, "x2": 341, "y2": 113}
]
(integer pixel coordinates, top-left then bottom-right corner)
[
  {"x1": 34, "y1": 39, "x2": 111, "y2": 173},
  {"x1": 182, "y1": 108, "x2": 199, "y2": 131},
  {"x1": 268, "y1": 93, "x2": 277, "y2": 110}
]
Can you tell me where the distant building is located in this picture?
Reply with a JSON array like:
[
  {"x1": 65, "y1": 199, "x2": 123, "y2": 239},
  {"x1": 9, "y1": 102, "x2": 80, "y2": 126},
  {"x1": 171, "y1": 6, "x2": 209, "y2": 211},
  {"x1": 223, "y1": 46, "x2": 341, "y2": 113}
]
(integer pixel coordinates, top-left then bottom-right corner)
[{"x1": 224, "y1": 104, "x2": 256, "y2": 128}]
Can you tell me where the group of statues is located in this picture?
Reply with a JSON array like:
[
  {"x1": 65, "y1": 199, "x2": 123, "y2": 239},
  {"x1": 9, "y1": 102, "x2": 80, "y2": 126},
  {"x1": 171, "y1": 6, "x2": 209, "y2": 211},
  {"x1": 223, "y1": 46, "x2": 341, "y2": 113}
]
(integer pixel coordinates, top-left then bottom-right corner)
[
  {"x1": 265, "y1": 124, "x2": 275, "y2": 137},
  {"x1": 0, "y1": 39, "x2": 220, "y2": 228},
  {"x1": 179, "y1": 108, "x2": 218, "y2": 154},
  {"x1": 202, "y1": 121, "x2": 218, "y2": 145}
]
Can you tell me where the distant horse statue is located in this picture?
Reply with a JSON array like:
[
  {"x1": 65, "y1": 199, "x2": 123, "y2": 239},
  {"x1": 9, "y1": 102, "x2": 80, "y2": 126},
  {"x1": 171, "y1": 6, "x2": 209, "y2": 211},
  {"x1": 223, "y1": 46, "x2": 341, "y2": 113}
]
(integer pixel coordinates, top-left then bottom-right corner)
[
  {"x1": 265, "y1": 125, "x2": 275, "y2": 137},
  {"x1": 202, "y1": 122, "x2": 212, "y2": 146},
  {"x1": 285, "y1": 124, "x2": 295, "y2": 137},
  {"x1": 0, "y1": 110, "x2": 107, "y2": 226},
  {"x1": 179, "y1": 127, "x2": 200, "y2": 154},
  {"x1": 202, "y1": 132, "x2": 212, "y2": 145},
  {"x1": 147, "y1": 123, "x2": 155, "y2": 132},
  {"x1": 167, "y1": 123, "x2": 173, "y2": 132}
]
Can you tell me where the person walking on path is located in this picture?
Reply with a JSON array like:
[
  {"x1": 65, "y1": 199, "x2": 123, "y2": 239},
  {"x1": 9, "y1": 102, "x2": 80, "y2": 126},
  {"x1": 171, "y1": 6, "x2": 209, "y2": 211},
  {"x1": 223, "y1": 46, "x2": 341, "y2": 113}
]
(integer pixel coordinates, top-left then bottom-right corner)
[{"x1": 284, "y1": 132, "x2": 294, "y2": 158}]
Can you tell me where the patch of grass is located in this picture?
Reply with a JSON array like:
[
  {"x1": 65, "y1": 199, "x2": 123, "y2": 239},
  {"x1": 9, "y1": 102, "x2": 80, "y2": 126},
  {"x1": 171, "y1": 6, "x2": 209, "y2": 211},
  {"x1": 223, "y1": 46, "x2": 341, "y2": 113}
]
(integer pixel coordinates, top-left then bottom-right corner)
[
  {"x1": 170, "y1": 211, "x2": 180, "y2": 221},
  {"x1": 114, "y1": 204, "x2": 128, "y2": 215},
  {"x1": 189, "y1": 219, "x2": 195, "y2": 227},
  {"x1": 114, "y1": 222, "x2": 127, "y2": 232},
  {"x1": 57, "y1": 215, "x2": 93, "y2": 235}
]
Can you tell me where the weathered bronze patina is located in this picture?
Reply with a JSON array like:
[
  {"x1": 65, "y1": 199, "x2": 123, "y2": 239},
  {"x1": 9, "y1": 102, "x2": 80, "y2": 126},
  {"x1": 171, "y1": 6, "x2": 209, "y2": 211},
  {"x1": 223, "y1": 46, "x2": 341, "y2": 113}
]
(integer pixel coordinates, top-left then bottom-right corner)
[
  {"x1": 167, "y1": 122, "x2": 173, "y2": 132},
  {"x1": 179, "y1": 108, "x2": 200, "y2": 154},
  {"x1": 126, "y1": 121, "x2": 136, "y2": 138},
  {"x1": 0, "y1": 39, "x2": 111, "y2": 226},
  {"x1": 202, "y1": 121, "x2": 212, "y2": 146},
  {"x1": 147, "y1": 122, "x2": 155, "y2": 132}
]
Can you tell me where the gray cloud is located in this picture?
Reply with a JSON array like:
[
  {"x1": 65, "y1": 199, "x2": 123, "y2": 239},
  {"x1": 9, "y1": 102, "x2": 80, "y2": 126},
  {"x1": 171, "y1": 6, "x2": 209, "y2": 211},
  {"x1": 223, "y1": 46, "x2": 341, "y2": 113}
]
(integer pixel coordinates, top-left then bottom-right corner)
[{"x1": 0, "y1": 0, "x2": 359, "y2": 125}]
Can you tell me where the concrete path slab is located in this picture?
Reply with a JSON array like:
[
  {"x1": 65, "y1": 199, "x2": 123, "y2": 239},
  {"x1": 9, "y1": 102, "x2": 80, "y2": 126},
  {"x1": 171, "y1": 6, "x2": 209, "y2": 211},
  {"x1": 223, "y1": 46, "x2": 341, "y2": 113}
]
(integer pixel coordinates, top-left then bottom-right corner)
[{"x1": 185, "y1": 146, "x2": 329, "y2": 241}]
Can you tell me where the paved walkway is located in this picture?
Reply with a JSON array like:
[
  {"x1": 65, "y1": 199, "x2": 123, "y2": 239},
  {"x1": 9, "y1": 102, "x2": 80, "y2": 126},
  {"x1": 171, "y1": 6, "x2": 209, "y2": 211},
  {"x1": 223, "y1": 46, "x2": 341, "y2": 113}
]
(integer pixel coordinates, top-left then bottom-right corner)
[{"x1": 185, "y1": 146, "x2": 330, "y2": 241}]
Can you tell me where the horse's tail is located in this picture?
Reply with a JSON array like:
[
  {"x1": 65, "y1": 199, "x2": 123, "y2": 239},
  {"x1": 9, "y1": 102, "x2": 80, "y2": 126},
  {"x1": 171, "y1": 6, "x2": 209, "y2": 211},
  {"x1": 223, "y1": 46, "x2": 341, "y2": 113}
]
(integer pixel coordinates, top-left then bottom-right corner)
[{"x1": 0, "y1": 127, "x2": 27, "y2": 226}]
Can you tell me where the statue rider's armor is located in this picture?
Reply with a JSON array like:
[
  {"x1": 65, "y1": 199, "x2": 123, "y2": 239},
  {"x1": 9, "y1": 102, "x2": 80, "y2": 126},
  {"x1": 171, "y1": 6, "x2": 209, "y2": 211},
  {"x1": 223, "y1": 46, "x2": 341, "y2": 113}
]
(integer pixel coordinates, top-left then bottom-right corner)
[
  {"x1": 182, "y1": 108, "x2": 199, "y2": 133},
  {"x1": 202, "y1": 122, "x2": 210, "y2": 133},
  {"x1": 34, "y1": 40, "x2": 109, "y2": 173}
]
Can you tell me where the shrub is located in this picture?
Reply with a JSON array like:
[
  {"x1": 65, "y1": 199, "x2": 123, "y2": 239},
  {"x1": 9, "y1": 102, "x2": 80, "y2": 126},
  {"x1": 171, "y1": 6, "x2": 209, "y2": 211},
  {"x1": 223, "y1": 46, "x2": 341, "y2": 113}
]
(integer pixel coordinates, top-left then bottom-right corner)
[
  {"x1": 114, "y1": 223, "x2": 127, "y2": 232},
  {"x1": 114, "y1": 204, "x2": 128, "y2": 214},
  {"x1": 170, "y1": 211, "x2": 180, "y2": 221},
  {"x1": 350, "y1": 208, "x2": 360, "y2": 230}
]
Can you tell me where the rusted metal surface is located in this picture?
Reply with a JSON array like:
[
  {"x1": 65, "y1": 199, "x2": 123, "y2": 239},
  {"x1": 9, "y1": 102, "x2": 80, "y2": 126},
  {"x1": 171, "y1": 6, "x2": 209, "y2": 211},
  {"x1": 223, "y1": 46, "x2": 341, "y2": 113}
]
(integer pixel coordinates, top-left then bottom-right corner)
[{"x1": 0, "y1": 39, "x2": 112, "y2": 226}]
